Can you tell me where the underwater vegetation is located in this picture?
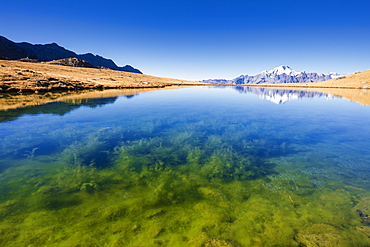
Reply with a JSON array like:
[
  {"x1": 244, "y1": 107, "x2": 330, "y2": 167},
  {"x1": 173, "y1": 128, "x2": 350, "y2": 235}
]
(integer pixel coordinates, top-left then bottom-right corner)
[
  {"x1": 1, "y1": 124, "x2": 370, "y2": 246},
  {"x1": 1, "y1": 87, "x2": 370, "y2": 246}
]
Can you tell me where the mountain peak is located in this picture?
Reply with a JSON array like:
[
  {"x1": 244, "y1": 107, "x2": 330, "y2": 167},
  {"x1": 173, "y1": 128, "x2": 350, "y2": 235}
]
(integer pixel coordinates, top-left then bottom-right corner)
[
  {"x1": 276, "y1": 65, "x2": 291, "y2": 70},
  {"x1": 267, "y1": 65, "x2": 298, "y2": 76}
]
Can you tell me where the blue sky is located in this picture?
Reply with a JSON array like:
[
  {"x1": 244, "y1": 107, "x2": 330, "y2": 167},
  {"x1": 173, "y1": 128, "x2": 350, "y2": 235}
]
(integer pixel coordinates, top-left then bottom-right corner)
[{"x1": 1, "y1": 0, "x2": 369, "y2": 80}]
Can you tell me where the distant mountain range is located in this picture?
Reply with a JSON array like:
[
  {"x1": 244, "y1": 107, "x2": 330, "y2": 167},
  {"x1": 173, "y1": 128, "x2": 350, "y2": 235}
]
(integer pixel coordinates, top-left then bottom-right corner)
[
  {"x1": 234, "y1": 86, "x2": 334, "y2": 104},
  {"x1": 0, "y1": 36, "x2": 141, "y2": 74},
  {"x1": 202, "y1": 65, "x2": 343, "y2": 84}
]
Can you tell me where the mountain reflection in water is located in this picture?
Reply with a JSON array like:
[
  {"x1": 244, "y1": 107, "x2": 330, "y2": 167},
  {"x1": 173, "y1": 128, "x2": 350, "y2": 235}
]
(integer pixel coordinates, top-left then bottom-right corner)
[{"x1": 234, "y1": 86, "x2": 334, "y2": 104}]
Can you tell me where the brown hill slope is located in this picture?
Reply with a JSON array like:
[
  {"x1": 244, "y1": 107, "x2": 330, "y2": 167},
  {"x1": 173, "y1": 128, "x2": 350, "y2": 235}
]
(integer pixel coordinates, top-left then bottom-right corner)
[
  {"x1": 0, "y1": 60, "x2": 202, "y2": 92},
  {"x1": 311, "y1": 69, "x2": 370, "y2": 89}
]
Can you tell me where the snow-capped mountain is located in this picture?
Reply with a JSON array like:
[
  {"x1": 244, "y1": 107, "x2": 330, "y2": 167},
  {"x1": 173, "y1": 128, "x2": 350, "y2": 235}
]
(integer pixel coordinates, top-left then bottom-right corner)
[
  {"x1": 266, "y1": 65, "x2": 300, "y2": 76},
  {"x1": 202, "y1": 65, "x2": 344, "y2": 84}
]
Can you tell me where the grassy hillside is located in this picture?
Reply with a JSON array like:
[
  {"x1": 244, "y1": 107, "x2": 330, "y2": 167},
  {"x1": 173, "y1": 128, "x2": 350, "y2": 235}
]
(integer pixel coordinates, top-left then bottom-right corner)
[{"x1": 0, "y1": 60, "x2": 202, "y2": 92}]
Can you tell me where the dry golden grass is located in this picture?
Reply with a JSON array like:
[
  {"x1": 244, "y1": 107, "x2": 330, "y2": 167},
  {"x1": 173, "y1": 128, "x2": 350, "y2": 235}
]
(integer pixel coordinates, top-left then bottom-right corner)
[
  {"x1": 0, "y1": 60, "x2": 203, "y2": 92},
  {"x1": 309, "y1": 69, "x2": 370, "y2": 89}
]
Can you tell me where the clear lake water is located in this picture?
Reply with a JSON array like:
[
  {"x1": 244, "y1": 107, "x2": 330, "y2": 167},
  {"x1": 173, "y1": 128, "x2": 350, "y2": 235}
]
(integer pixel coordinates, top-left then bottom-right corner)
[{"x1": 1, "y1": 86, "x2": 370, "y2": 246}]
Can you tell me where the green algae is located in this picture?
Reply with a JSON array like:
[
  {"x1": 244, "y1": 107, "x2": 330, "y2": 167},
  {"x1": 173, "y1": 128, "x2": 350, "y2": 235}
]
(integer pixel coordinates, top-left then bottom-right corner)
[{"x1": 1, "y1": 130, "x2": 370, "y2": 246}]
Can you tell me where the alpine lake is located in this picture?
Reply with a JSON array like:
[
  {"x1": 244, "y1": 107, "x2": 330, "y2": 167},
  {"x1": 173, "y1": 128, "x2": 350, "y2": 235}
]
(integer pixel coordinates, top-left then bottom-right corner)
[{"x1": 1, "y1": 86, "x2": 370, "y2": 247}]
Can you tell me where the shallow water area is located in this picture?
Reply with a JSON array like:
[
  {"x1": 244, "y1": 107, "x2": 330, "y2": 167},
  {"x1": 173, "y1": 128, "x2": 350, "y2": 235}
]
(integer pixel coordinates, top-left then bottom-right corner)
[{"x1": 1, "y1": 86, "x2": 370, "y2": 246}]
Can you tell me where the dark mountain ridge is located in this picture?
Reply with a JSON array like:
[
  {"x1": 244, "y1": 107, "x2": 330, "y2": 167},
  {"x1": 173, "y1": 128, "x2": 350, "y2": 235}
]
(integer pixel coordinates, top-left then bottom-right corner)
[{"x1": 0, "y1": 35, "x2": 141, "y2": 74}]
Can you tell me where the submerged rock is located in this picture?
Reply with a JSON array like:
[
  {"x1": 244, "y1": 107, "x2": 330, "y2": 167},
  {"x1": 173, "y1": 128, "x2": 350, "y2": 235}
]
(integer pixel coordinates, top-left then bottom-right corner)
[
  {"x1": 354, "y1": 196, "x2": 370, "y2": 224},
  {"x1": 202, "y1": 238, "x2": 239, "y2": 247},
  {"x1": 296, "y1": 224, "x2": 348, "y2": 247},
  {"x1": 356, "y1": 226, "x2": 370, "y2": 238},
  {"x1": 198, "y1": 187, "x2": 226, "y2": 201},
  {"x1": 145, "y1": 209, "x2": 165, "y2": 219}
]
